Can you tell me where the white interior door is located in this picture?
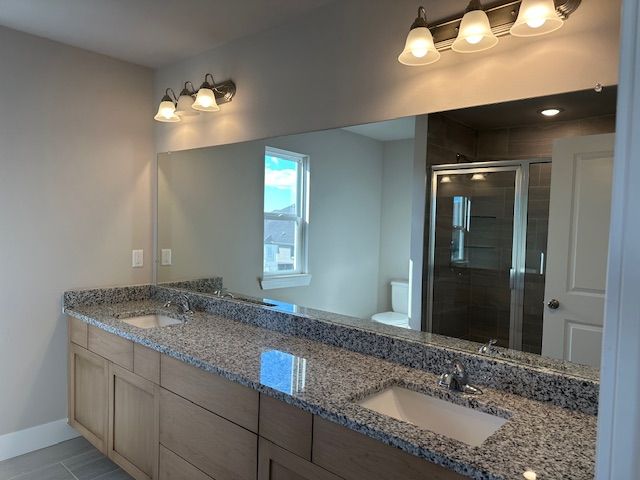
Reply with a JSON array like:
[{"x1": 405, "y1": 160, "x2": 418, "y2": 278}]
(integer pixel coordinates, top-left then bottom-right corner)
[{"x1": 542, "y1": 133, "x2": 615, "y2": 367}]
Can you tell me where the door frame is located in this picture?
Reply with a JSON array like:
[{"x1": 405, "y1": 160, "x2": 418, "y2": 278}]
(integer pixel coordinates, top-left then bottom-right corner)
[
  {"x1": 426, "y1": 159, "x2": 549, "y2": 350},
  {"x1": 595, "y1": 0, "x2": 640, "y2": 477}
]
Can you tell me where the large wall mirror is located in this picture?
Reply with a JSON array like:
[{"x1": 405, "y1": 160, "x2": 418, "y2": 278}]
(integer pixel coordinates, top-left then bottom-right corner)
[{"x1": 156, "y1": 86, "x2": 616, "y2": 373}]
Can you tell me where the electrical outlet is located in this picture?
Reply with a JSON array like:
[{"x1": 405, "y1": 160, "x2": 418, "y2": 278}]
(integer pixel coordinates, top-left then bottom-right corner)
[
  {"x1": 132, "y1": 249, "x2": 144, "y2": 268},
  {"x1": 161, "y1": 248, "x2": 172, "y2": 266}
]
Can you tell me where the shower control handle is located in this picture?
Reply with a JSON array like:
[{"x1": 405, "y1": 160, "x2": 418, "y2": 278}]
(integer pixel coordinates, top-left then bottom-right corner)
[{"x1": 547, "y1": 299, "x2": 560, "y2": 310}]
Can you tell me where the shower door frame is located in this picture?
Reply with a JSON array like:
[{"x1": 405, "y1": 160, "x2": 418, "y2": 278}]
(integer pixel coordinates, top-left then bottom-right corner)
[{"x1": 426, "y1": 159, "x2": 550, "y2": 351}]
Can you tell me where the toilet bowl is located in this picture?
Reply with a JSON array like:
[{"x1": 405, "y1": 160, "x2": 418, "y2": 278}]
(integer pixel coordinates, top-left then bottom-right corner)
[{"x1": 371, "y1": 280, "x2": 409, "y2": 328}]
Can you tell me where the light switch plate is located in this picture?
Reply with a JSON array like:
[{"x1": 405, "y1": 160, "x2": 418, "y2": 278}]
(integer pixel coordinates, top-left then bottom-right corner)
[
  {"x1": 132, "y1": 249, "x2": 144, "y2": 268},
  {"x1": 161, "y1": 248, "x2": 172, "y2": 266}
]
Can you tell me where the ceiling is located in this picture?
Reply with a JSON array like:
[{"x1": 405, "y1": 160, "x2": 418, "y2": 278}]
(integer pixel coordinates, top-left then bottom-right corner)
[
  {"x1": 0, "y1": 0, "x2": 335, "y2": 67},
  {"x1": 443, "y1": 86, "x2": 618, "y2": 130},
  {"x1": 343, "y1": 117, "x2": 416, "y2": 142}
]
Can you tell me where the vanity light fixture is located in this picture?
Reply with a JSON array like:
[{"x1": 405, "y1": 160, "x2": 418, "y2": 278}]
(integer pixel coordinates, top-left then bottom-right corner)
[
  {"x1": 539, "y1": 107, "x2": 563, "y2": 117},
  {"x1": 471, "y1": 173, "x2": 487, "y2": 181},
  {"x1": 154, "y1": 88, "x2": 180, "y2": 123},
  {"x1": 175, "y1": 81, "x2": 199, "y2": 117},
  {"x1": 452, "y1": 0, "x2": 498, "y2": 53},
  {"x1": 398, "y1": 7, "x2": 441, "y2": 66},
  {"x1": 399, "y1": 0, "x2": 581, "y2": 66},
  {"x1": 440, "y1": 175, "x2": 452, "y2": 183},
  {"x1": 510, "y1": 0, "x2": 563, "y2": 37},
  {"x1": 154, "y1": 75, "x2": 236, "y2": 122}
]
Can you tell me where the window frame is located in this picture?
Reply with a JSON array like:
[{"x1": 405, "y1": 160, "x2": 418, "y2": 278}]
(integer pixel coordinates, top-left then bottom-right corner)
[{"x1": 261, "y1": 146, "x2": 311, "y2": 289}]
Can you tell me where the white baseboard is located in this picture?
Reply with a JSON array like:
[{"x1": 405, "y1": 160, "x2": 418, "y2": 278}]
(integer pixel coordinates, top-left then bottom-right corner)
[{"x1": 0, "y1": 418, "x2": 80, "y2": 462}]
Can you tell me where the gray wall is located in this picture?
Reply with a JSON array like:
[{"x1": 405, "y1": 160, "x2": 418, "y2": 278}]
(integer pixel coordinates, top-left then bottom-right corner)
[
  {"x1": 0, "y1": 26, "x2": 154, "y2": 437},
  {"x1": 158, "y1": 129, "x2": 414, "y2": 318},
  {"x1": 377, "y1": 139, "x2": 413, "y2": 312},
  {"x1": 153, "y1": 0, "x2": 619, "y2": 154}
]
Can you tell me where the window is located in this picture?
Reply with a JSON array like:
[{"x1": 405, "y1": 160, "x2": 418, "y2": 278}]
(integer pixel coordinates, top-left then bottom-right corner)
[
  {"x1": 261, "y1": 147, "x2": 310, "y2": 289},
  {"x1": 451, "y1": 195, "x2": 471, "y2": 264}
]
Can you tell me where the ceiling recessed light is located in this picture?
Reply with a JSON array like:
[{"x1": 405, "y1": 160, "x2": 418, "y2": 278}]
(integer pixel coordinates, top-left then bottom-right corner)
[{"x1": 539, "y1": 108, "x2": 563, "y2": 117}]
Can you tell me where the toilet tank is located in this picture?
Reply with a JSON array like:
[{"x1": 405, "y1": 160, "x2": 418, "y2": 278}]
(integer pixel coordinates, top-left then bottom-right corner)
[{"x1": 391, "y1": 280, "x2": 409, "y2": 314}]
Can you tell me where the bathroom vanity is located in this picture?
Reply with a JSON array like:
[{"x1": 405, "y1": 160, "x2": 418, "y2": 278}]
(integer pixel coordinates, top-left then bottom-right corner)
[{"x1": 64, "y1": 285, "x2": 598, "y2": 480}]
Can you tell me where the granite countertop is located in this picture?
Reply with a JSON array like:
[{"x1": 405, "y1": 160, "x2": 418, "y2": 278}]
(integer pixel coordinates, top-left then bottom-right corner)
[{"x1": 65, "y1": 299, "x2": 596, "y2": 480}]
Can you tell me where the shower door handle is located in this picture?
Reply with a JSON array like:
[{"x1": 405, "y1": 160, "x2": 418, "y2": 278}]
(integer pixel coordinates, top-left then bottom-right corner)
[{"x1": 509, "y1": 268, "x2": 516, "y2": 290}]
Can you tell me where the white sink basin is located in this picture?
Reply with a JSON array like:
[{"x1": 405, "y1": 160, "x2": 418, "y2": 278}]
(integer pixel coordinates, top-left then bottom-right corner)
[
  {"x1": 357, "y1": 386, "x2": 507, "y2": 447},
  {"x1": 118, "y1": 314, "x2": 183, "y2": 329}
]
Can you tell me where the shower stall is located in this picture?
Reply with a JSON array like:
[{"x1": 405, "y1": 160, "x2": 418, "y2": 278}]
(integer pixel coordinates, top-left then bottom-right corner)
[{"x1": 426, "y1": 160, "x2": 551, "y2": 353}]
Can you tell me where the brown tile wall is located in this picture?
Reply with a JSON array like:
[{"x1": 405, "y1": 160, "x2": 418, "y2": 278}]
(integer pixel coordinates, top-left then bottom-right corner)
[{"x1": 423, "y1": 112, "x2": 616, "y2": 352}]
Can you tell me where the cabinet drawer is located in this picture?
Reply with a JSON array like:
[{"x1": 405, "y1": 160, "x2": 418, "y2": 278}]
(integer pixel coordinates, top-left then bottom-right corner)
[
  {"x1": 313, "y1": 417, "x2": 465, "y2": 480},
  {"x1": 258, "y1": 438, "x2": 342, "y2": 480},
  {"x1": 68, "y1": 316, "x2": 88, "y2": 348},
  {"x1": 88, "y1": 326, "x2": 134, "y2": 370},
  {"x1": 159, "y1": 445, "x2": 214, "y2": 480},
  {"x1": 160, "y1": 388, "x2": 258, "y2": 480},
  {"x1": 259, "y1": 395, "x2": 312, "y2": 460},
  {"x1": 161, "y1": 355, "x2": 259, "y2": 432},
  {"x1": 134, "y1": 344, "x2": 160, "y2": 384}
]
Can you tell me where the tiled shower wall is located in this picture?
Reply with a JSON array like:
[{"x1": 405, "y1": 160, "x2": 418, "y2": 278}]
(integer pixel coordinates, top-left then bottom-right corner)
[{"x1": 423, "y1": 113, "x2": 616, "y2": 352}]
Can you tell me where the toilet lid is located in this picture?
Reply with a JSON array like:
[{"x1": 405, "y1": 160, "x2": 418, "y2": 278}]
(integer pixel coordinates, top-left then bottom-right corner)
[{"x1": 371, "y1": 311, "x2": 409, "y2": 326}]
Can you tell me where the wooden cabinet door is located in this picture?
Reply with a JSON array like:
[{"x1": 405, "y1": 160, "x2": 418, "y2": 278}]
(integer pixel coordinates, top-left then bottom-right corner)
[
  {"x1": 68, "y1": 343, "x2": 109, "y2": 453},
  {"x1": 258, "y1": 438, "x2": 342, "y2": 480},
  {"x1": 108, "y1": 363, "x2": 159, "y2": 480}
]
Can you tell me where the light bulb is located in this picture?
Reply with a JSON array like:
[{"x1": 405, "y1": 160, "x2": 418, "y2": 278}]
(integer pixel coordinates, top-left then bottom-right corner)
[
  {"x1": 160, "y1": 106, "x2": 174, "y2": 118},
  {"x1": 411, "y1": 41, "x2": 429, "y2": 58},
  {"x1": 526, "y1": 17, "x2": 546, "y2": 28},
  {"x1": 466, "y1": 34, "x2": 483, "y2": 44}
]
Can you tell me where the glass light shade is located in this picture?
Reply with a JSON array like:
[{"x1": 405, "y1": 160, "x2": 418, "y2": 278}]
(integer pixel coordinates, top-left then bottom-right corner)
[
  {"x1": 452, "y1": 10, "x2": 498, "y2": 53},
  {"x1": 154, "y1": 100, "x2": 180, "y2": 122},
  {"x1": 175, "y1": 94, "x2": 199, "y2": 116},
  {"x1": 192, "y1": 88, "x2": 220, "y2": 112},
  {"x1": 510, "y1": 0, "x2": 563, "y2": 37},
  {"x1": 398, "y1": 27, "x2": 440, "y2": 66}
]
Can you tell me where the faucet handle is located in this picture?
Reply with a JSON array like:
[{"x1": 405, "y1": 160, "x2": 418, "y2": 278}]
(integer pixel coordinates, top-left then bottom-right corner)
[{"x1": 478, "y1": 338, "x2": 498, "y2": 355}]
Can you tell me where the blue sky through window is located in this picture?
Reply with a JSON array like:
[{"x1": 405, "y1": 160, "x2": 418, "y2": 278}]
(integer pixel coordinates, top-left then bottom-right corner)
[{"x1": 264, "y1": 155, "x2": 298, "y2": 213}]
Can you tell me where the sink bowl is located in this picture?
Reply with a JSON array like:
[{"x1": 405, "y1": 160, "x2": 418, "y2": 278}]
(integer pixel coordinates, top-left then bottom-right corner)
[
  {"x1": 357, "y1": 386, "x2": 507, "y2": 447},
  {"x1": 117, "y1": 314, "x2": 183, "y2": 329}
]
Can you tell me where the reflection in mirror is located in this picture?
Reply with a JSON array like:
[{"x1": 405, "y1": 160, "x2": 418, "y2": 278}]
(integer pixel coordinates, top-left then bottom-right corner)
[
  {"x1": 157, "y1": 86, "x2": 616, "y2": 371},
  {"x1": 158, "y1": 116, "x2": 420, "y2": 327}
]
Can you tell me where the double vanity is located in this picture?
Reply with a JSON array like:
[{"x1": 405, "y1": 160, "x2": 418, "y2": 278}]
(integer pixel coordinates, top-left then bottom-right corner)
[{"x1": 64, "y1": 284, "x2": 598, "y2": 480}]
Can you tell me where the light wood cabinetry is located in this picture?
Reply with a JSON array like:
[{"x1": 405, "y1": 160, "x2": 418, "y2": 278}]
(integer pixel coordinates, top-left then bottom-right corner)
[
  {"x1": 159, "y1": 387, "x2": 258, "y2": 480},
  {"x1": 68, "y1": 317, "x2": 88, "y2": 348},
  {"x1": 68, "y1": 343, "x2": 109, "y2": 453},
  {"x1": 160, "y1": 354, "x2": 259, "y2": 432},
  {"x1": 134, "y1": 344, "x2": 161, "y2": 384},
  {"x1": 68, "y1": 319, "x2": 467, "y2": 480},
  {"x1": 258, "y1": 439, "x2": 342, "y2": 480},
  {"x1": 313, "y1": 417, "x2": 466, "y2": 480},
  {"x1": 108, "y1": 363, "x2": 159, "y2": 480},
  {"x1": 259, "y1": 395, "x2": 313, "y2": 460},
  {"x1": 159, "y1": 445, "x2": 214, "y2": 480},
  {"x1": 88, "y1": 326, "x2": 134, "y2": 370}
]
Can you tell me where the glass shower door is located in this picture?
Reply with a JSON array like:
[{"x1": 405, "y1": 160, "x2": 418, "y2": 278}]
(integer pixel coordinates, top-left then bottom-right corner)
[{"x1": 427, "y1": 166, "x2": 523, "y2": 349}]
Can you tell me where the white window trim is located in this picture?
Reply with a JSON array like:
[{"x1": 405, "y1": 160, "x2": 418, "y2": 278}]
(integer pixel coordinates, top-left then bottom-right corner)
[
  {"x1": 261, "y1": 146, "x2": 310, "y2": 288},
  {"x1": 260, "y1": 273, "x2": 312, "y2": 290}
]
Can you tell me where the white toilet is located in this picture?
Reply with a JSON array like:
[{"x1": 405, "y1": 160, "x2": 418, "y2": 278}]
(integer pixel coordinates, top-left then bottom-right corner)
[{"x1": 371, "y1": 280, "x2": 410, "y2": 328}]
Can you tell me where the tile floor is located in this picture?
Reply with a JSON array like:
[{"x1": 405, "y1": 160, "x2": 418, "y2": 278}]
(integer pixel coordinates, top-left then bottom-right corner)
[{"x1": 0, "y1": 437, "x2": 132, "y2": 480}]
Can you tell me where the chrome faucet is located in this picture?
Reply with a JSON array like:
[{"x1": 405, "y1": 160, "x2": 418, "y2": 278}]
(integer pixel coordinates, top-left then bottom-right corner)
[
  {"x1": 163, "y1": 294, "x2": 194, "y2": 315},
  {"x1": 438, "y1": 359, "x2": 483, "y2": 394},
  {"x1": 213, "y1": 288, "x2": 235, "y2": 299},
  {"x1": 478, "y1": 338, "x2": 498, "y2": 355}
]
